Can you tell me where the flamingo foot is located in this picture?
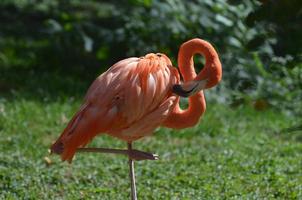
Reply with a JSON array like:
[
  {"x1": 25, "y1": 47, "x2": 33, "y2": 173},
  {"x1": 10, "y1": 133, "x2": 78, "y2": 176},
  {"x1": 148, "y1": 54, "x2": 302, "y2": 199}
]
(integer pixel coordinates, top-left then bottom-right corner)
[
  {"x1": 77, "y1": 147, "x2": 158, "y2": 161},
  {"x1": 128, "y1": 149, "x2": 158, "y2": 161}
]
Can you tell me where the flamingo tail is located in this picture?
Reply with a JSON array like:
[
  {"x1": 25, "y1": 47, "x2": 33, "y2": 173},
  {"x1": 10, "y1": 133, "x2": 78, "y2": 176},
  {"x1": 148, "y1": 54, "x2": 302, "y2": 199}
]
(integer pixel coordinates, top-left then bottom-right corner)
[{"x1": 50, "y1": 103, "x2": 98, "y2": 162}]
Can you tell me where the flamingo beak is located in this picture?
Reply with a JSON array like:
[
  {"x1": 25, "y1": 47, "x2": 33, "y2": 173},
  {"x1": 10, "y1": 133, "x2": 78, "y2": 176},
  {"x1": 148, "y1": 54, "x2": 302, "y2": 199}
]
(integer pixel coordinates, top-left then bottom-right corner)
[{"x1": 172, "y1": 79, "x2": 208, "y2": 97}]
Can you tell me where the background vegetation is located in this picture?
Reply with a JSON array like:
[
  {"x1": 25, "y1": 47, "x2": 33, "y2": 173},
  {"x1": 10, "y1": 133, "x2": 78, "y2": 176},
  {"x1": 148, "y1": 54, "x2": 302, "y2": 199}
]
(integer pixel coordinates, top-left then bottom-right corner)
[
  {"x1": 1, "y1": 0, "x2": 301, "y2": 199},
  {"x1": 1, "y1": 0, "x2": 301, "y2": 114}
]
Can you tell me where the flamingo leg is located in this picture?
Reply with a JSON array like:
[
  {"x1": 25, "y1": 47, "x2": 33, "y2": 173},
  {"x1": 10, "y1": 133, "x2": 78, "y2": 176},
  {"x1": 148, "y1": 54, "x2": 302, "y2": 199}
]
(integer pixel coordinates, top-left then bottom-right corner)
[
  {"x1": 128, "y1": 142, "x2": 137, "y2": 200},
  {"x1": 77, "y1": 144, "x2": 158, "y2": 200},
  {"x1": 77, "y1": 147, "x2": 158, "y2": 161}
]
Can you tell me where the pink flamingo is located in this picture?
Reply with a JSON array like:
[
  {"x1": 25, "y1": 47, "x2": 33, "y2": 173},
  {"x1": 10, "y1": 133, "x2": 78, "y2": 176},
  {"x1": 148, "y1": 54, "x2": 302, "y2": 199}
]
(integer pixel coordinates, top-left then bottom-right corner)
[{"x1": 51, "y1": 38, "x2": 222, "y2": 199}]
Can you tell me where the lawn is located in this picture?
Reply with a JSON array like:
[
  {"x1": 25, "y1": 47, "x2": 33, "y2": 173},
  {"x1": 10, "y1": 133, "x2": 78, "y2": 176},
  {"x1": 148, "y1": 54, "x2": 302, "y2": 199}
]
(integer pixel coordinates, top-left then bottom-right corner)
[{"x1": 0, "y1": 70, "x2": 301, "y2": 199}]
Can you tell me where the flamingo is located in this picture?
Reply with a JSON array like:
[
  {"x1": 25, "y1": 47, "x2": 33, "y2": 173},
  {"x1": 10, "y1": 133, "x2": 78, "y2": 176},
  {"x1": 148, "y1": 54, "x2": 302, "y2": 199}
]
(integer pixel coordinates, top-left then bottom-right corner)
[{"x1": 51, "y1": 38, "x2": 222, "y2": 199}]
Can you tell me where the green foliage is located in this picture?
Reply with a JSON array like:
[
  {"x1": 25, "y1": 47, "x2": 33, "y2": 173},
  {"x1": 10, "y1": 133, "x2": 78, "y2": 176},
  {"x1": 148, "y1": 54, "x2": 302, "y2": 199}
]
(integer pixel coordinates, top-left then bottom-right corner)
[
  {"x1": 0, "y1": 0, "x2": 257, "y2": 72},
  {"x1": 246, "y1": 0, "x2": 302, "y2": 62},
  {"x1": 0, "y1": 0, "x2": 121, "y2": 69},
  {"x1": 0, "y1": 0, "x2": 301, "y2": 112},
  {"x1": 241, "y1": 0, "x2": 302, "y2": 115},
  {"x1": 1, "y1": 1, "x2": 301, "y2": 198}
]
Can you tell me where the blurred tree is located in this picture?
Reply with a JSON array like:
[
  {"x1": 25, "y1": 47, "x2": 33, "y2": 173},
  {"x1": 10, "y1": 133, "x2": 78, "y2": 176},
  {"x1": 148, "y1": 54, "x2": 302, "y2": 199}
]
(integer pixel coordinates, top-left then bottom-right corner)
[
  {"x1": 246, "y1": 0, "x2": 302, "y2": 66},
  {"x1": 244, "y1": 0, "x2": 302, "y2": 114},
  {"x1": 0, "y1": 0, "x2": 300, "y2": 114},
  {"x1": 0, "y1": 1, "x2": 122, "y2": 70},
  {"x1": 0, "y1": 0, "x2": 257, "y2": 75}
]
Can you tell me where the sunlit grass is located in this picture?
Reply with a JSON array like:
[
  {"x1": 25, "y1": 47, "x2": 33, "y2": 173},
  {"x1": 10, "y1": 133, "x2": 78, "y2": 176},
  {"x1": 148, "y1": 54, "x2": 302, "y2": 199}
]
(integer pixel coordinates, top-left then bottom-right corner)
[
  {"x1": 1, "y1": 96, "x2": 301, "y2": 199},
  {"x1": 0, "y1": 69, "x2": 301, "y2": 199}
]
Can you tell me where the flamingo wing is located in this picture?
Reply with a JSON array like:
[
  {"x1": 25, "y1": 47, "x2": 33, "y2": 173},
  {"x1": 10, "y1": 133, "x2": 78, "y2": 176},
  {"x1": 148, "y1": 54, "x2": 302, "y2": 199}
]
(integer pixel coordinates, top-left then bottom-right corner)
[{"x1": 51, "y1": 54, "x2": 179, "y2": 162}]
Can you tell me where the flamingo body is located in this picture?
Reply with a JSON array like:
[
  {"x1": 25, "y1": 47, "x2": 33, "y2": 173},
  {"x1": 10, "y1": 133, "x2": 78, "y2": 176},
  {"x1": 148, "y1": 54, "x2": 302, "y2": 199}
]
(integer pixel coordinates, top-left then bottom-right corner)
[
  {"x1": 52, "y1": 53, "x2": 180, "y2": 161},
  {"x1": 51, "y1": 39, "x2": 222, "y2": 162}
]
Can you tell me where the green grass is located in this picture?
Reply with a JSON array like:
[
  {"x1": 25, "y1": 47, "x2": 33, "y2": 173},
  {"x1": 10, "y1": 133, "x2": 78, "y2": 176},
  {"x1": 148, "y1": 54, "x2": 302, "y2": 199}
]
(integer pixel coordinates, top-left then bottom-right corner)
[{"x1": 0, "y1": 70, "x2": 302, "y2": 199}]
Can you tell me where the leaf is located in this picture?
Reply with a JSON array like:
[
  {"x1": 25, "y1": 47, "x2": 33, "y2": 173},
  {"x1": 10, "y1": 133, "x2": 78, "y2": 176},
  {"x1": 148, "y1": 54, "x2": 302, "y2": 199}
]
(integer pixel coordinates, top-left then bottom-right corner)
[
  {"x1": 45, "y1": 19, "x2": 62, "y2": 33},
  {"x1": 215, "y1": 14, "x2": 233, "y2": 27},
  {"x1": 44, "y1": 156, "x2": 52, "y2": 166},
  {"x1": 82, "y1": 33, "x2": 93, "y2": 52},
  {"x1": 229, "y1": 37, "x2": 242, "y2": 48}
]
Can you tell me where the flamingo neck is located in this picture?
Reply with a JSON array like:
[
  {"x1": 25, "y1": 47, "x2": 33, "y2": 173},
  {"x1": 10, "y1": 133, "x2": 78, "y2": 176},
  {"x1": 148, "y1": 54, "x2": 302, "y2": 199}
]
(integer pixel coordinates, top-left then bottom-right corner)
[
  {"x1": 178, "y1": 38, "x2": 222, "y2": 89},
  {"x1": 163, "y1": 39, "x2": 219, "y2": 129},
  {"x1": 163, "y1": 92, "x2": 206, "y2": 129}
]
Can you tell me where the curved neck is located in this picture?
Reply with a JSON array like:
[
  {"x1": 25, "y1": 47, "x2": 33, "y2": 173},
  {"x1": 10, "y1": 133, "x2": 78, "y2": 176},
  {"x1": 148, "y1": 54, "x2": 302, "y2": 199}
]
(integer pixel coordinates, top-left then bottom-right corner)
[
  {"x1": 163, "y1": 93, "x2": 206, "y2": 129},
  {"x1": 178, "y1": 38, "x2": 222, "y2": 88},
  {"x1": 164, "y1": 38, "x2": 219, "y2": 129}
]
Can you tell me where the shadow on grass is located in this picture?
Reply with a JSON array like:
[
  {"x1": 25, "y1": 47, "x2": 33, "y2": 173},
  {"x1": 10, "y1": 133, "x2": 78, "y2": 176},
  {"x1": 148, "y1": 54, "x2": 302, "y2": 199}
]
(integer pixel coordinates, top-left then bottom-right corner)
[
  {"x1": 1, "y1": 66, "x2": 301, "y2": 144},
  {"x1": 277, "y1": 124, "x2": 302, "y2": 142},
  {"x1": 0, "y1": 66, "x2": 104, "y2": 102}
]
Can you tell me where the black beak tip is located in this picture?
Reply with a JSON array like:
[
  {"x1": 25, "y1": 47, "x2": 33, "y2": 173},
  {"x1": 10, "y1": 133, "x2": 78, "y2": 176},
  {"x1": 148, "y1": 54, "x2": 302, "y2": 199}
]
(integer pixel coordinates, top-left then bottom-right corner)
[{"x1": 172, "y1": 84, "x2": 191, "y2": 97}]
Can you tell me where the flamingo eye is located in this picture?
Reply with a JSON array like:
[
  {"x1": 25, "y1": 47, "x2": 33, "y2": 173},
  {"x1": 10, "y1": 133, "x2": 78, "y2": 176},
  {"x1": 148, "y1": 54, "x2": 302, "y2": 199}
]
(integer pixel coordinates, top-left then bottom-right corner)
[{"x1": 114, "y1": 94, "x2": 124, "y2": 101}]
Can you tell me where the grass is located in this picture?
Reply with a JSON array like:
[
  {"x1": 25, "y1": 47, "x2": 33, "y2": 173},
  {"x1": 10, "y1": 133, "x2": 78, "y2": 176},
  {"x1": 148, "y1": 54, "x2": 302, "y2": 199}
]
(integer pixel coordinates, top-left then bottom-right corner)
[{"x1": 0, "y1": 69, "x2": 302, "y2": 199}]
